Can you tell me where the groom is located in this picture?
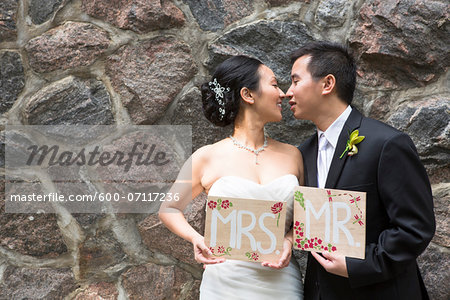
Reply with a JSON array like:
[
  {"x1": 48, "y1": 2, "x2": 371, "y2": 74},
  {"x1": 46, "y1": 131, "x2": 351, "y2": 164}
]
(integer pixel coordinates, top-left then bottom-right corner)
[{"x1": 286, "y1": 41, "x2": 435, "y2": 299}]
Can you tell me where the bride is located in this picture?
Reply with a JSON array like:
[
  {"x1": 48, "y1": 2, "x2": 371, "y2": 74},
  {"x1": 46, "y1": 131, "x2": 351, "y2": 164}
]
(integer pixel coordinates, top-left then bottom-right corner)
[{"x1": 159, "y1": 55, "x2": 304, "y2": 299}]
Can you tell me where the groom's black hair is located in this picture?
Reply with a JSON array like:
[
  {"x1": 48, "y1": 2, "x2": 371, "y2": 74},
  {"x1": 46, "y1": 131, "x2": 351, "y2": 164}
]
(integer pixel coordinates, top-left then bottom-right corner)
[{"x1": 290, "y1": 41, "x2": 356, "y2": 105}]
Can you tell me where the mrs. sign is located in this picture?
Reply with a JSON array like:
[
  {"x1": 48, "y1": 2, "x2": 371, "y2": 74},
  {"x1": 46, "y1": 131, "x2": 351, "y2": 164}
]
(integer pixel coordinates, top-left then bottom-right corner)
[{"x1": 204, "y1": 196, "x2": 286, "y2": 263}]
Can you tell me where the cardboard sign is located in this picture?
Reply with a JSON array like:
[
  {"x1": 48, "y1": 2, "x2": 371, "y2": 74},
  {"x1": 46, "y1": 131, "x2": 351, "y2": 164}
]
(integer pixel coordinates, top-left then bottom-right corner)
[
  {"x1": 204, "y1": 196, "x2": 287, "y2": 263},
  {"x1": 293, "y1": 186, "x2": 366, "y2": 259}
]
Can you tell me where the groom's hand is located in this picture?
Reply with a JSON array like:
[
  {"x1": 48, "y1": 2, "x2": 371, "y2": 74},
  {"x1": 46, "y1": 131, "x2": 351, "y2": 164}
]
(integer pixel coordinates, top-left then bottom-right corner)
[{"x1": 311, "y1": 251, "x2": 348, "y2": 278}]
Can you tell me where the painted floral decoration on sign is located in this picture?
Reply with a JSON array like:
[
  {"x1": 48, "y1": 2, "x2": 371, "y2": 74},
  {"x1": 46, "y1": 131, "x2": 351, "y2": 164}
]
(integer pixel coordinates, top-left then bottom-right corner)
[
  {"x1": 208, "y1": 198, "x2": 233, "y2": 210},
  {"x1": 210, "y1": 245, "x2": 232, "y2": 257},
  {"x1": 245, "y1": 251, "x2": 260, "y2": 261},
  {"x1": 293, "y1": 221, "x2": 337, "y2": 252},
  {"x1": 294, "y1": 191, "x2": 305, "y2": 209},
  {"x1": 271, "y1": 202, "x2": 283, "y2": 227}
]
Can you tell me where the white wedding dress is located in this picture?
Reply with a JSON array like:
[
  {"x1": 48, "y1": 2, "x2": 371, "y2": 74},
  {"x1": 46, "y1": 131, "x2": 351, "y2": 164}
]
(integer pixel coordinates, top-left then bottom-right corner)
[{"x1": 200, "y1": 174, "x2": 303, "y2": 300}]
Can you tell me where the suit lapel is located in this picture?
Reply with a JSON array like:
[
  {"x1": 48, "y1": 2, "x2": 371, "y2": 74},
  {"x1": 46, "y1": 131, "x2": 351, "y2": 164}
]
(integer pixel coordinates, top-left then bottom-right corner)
[
  {"x1": 325, "y1": 108, "x2": 363, "y2": 188},
  {"x1": 302, "y1": 135, "x2": 318, "y2": 188}
]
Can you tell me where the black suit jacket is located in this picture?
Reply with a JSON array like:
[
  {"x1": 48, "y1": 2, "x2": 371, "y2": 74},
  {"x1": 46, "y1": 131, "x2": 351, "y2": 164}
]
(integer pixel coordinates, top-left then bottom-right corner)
[{"x1": 299, "y1": 108, "x2": 435, "y2": 300}]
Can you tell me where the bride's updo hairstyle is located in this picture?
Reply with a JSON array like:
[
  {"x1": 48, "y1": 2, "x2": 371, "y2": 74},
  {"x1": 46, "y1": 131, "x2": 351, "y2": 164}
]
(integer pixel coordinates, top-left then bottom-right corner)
[{"x1": 201, "y1": 55, "x2": 263, "y2": 127}]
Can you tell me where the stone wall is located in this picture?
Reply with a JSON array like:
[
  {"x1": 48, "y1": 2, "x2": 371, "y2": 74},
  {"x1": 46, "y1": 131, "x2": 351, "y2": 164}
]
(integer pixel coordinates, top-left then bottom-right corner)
[{"x1": 0, "y1": 0, "x2": 448, "y2": 299}]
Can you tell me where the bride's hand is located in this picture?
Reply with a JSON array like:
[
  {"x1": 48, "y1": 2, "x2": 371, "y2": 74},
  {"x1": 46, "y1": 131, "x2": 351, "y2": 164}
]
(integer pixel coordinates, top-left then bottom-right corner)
[
  {"x1": 261, "y1": 238, "x2": 292, "y2": 269},
  {"x1": 192, "y1": 236, "x2": 226, "y2": 265}
]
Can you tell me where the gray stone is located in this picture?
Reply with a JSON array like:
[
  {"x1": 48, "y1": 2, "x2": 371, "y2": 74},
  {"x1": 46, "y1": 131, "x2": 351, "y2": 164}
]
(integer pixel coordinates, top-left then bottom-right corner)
[
  {"x1": 0, "y1": 206, "x2": 67, "y2": 257},
  {"x1": 293, "y1": 249, "x2": 307, "y2": 281},
  {"x1": 183, "y1": 0, "x2": 254, "y2": 32},
  {"x1": 2, "y1": 175, "x2": 53, "y2": 215},
  {"x1": 23, "y1": 124, "x2": 117, "y2": 147},
  {"x1": 122, "y1": 263, "x2": 173, "y2": 300},
  {"x1": 267, "y1": 0, "x2": 306, "y2": 6},
  {"x1": 22, "y1": 76, "x2": 114, "y2": 125},
  {"x1": 206, "y1": 20, "x2": 314, "y2": 86},
  {"x1": 315, "y1": 0, "x2": 350, "y2": 28},
  {"x1": 186, "y1": 280, "x2": 201, "y2": 300},
  {"x1": 350, "y1": 89, "x2": 366, "y2": 114},
  {"x1": 92, "y1": 130, "x2": 183, "y2": 214},
  {"x1": 171, "y1": 87, "x2": 232, "y2": 151},
  {"x1": 25, "y1": 22, "x2": 110, "y2": 73},
  {"x1": 122, "y1": 263, "x2": 195, "y2": 300},
  {"x1": 0, "y1": 267, "x2": 78, "y2": 299},
  {"x1": 0, "y1": 51, "x2": 25, "y2": 114},
  {"x1": 349, "y1": 0, "x2": 450, "y2": 88},
  {"x1": 431, "y1": 184, "x2": 450, "y2": 248},
  {"x1": 72, "y1": 213, "x2": 104, "y2": 229},
  {"x1": 417, "y1": 243, "x2": 450, "y2": 300},
  {"x1": 2, "y1": 127, "x2": 35, "y2": 169},
  {"x1": 29, "y1": 0, "x2": 64, "y2": 24},
  {"x1": 173, "y1": 267, "x2": 198, "y2": 299},
  {"x1": 0, "y1": 131, "x2": 3, "y2": 168},
  {"x1": 79, "y1": 228, "x2": 128, "y2": 280},
  {"x1": 416, "y1": 184, "x2": 449, "y2": 299},
  {"x1": 368, "y1": 93, "x2": 391, "y2": 122},
  {"x1": 0, "y1": 0, "x2": 19, "y2": 41},
  {"x1": 74, "y1": 282, "x2": 119, "y2": 300},
  {"x1": 139, "y1": 193, "x2": 206, "y2": 266},
  {"x1": 81, "y1": 0, "x2": 185, "y2": 33},
  {"x1": 94, "y1": 130, "x2": 180, "y2": 182},
  {"x1": 387, "y1": 97, "x2": 450, "y2": 184},
  {"x1": 48, "y1": 166, "x2": 105, "y2": 214},
  {"x1": 0, "y1": 178, "x2": 66, "y2": 257},
  {"x1": 106, "y1": 36, "x2": 197, "y2": 124}
]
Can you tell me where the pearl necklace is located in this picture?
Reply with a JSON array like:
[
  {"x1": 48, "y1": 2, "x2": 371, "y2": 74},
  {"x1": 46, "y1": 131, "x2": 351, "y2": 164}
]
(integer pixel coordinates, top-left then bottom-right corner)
[{"x1": 229, "y1": 134, "x2": 268, "y2": 164}]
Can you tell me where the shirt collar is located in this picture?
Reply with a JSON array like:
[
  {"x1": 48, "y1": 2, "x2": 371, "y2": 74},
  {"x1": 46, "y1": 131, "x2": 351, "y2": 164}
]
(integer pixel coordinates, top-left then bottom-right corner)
[{"x1": 317, "y1": 105, "x2": 352, "y2": 148}]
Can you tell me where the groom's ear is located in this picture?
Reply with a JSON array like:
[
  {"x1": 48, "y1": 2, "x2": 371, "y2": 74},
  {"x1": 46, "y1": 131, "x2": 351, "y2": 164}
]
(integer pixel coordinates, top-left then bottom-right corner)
[
  {"x1": 321, "y1": 74, "x2": 336, "y2": 96},
  {"x1": 240, "y1": 87, "x2": 255, "y2": 104}
]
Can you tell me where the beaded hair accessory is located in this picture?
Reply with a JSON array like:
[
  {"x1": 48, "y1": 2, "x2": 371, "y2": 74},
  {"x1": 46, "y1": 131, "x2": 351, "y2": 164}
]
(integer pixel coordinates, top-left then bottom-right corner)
[{"x1": 209, "y1": 78, "x2": 230, "y2": 120}]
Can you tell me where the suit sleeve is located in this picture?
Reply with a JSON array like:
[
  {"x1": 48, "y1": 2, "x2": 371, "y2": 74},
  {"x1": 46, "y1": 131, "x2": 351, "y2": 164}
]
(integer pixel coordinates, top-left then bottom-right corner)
[{"x1": 346, "y1": 133, "x2": 435, "y2": 288}]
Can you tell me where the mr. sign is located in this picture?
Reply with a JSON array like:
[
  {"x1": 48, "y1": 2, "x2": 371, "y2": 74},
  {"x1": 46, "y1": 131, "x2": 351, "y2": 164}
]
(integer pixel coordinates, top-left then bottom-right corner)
[{"x1": 293, "y1": 186, "x2": 366, "y2": 259}]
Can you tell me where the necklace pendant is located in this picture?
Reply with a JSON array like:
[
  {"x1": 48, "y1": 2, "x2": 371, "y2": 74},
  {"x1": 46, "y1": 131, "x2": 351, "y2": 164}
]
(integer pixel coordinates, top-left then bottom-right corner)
[{"x1": 229, "y1": 134, "x2": 268, "y2": 165}]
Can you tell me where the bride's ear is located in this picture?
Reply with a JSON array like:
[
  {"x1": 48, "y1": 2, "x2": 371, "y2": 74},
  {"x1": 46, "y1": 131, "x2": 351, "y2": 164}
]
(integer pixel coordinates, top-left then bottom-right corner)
[{"x1": 240, "y1": 87, "x2": 255, "y2": 104}]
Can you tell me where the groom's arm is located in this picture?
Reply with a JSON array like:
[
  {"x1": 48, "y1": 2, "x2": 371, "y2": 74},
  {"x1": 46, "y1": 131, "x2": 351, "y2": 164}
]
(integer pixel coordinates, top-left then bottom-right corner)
[{"x1": 346, "y1": 133, "x2": 435, "y2": 288}]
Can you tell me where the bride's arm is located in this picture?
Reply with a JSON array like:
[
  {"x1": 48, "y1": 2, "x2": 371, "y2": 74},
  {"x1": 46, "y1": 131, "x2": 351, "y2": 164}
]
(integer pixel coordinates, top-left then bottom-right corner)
[
  {"x1": 159, "y1": 147, "x2": 225, "y2": 265},
  {"x1": 262, "y1": 228, "x2": 294, "y2": 269},
  {"x1": 263, "y1": 147, "x2": 304, "y2": 269},
  {"x1": 297, "y1": 148, "x2": 305, "y2": 186}
]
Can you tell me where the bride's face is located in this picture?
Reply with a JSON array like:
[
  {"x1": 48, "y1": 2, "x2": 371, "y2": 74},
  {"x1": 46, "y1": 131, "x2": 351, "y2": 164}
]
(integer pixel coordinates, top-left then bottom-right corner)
[{"x1": 253, "y1": 65, "x2": 285, "y2": 122}]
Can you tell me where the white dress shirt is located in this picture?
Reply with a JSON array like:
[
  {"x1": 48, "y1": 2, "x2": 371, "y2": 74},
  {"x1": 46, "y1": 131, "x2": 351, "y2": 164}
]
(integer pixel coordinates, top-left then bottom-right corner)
[{"x1": 317, "y1": 106, "x2": 352, "y2": 188}]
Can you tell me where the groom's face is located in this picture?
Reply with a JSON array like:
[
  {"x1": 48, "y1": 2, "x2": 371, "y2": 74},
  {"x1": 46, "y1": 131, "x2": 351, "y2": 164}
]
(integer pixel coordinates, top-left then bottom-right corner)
[{"x1": 286, "y1": 55, "x2": 323, "y2": 121}]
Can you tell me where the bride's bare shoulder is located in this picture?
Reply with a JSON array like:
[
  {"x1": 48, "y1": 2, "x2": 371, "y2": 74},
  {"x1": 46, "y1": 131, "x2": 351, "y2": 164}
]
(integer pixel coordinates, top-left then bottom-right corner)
[
  {"x1": 269, "y1": 138, "x2": 302, "y2": 158},
  {"x1": 269, "y1": 138, "x2": 304, "y2": 182},
  {"x1": 192, "y1": 138, "x2": 230, "y2": 162}
]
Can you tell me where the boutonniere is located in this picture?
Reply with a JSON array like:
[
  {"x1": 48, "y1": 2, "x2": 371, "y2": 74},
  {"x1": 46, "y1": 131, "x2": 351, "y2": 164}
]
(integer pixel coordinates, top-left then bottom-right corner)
[{"x1": 340, "y1": 129, "x2": 365, "y2": 158}]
